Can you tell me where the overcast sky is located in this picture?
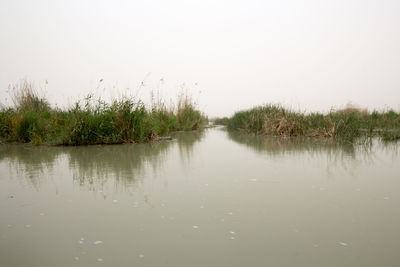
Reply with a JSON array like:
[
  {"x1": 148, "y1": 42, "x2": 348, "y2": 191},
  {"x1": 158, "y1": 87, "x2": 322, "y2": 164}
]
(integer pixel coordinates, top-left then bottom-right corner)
[{"x1": 0, "y1": 0, "x2": 399, "y2": 117}]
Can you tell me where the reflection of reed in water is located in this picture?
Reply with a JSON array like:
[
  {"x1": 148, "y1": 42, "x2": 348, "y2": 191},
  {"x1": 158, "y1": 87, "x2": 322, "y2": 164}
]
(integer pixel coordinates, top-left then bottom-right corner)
[
  {"x1": 173, "y1": 130, "x2": 205, "y2": 166},
  {"x1": 0, "y1": 145, "x2": 62, "y2": 190},
  {"x1": 70, "y1": 131, "x2": 204, "y2": 191},
  {"x1": 226, "y1": 130, "x2": 385, "y2": 177},
  {"x1": 67, "y1": 141, "x2": 173, "y2": 192},
  {"x1": 0, "y1": 131, "x2": 205, "y2": 191},
  {"x1": 227, "y1": 130, "x2": 356, "y2": 155}
]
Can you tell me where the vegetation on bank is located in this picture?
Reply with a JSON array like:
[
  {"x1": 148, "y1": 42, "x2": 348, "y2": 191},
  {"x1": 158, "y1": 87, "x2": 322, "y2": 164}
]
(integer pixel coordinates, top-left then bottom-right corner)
[
  {"x1": 214, "y1": 104, "x2": 400, "y2": 143},
  {"x1": 0, "y1": 81, "x2": 207, "y2": 145},
  {"x1": 213, "y1": 117, "x2": 230, "y2": 126}
]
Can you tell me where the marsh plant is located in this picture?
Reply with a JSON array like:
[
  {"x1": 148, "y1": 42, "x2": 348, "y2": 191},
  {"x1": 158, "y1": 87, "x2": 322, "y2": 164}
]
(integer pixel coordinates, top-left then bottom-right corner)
[
  {"x1": 0, "y1": 81, "x2": 207, "y2": 145},
  {"x1": 215, "y1": 104, "x2": 400, "y2": 143}
]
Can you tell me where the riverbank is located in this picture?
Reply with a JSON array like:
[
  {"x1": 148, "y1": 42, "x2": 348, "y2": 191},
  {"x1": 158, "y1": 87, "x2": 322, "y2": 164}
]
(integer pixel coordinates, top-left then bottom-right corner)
[
  {"x1": 0, "y1": 81, "x2": 207, "y2": 145},
  {"x1": 214, "y1": 104, "x2": 400, "y2": 142}
]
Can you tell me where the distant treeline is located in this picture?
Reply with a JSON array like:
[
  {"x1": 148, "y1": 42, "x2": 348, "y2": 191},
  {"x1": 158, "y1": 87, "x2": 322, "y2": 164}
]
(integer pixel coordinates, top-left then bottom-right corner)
[
  {"x1": 214, "y1": 104, "x2": 400, "y2": 142},
  {"x1": 0, "y1": 81, "x2": 207, "y2": 145}
]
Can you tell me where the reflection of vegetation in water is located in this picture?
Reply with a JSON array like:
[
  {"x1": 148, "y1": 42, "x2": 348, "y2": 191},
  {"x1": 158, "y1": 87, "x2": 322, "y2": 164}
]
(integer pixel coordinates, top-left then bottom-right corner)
[
  {"x1": 70, "y1": 130, "x2": 205, "y2": 191},
  {"x1": 67, "y1": 142, "x2": 173, "y2": 192},
  {"x1": 173, "y1": 130, "x2": 205, "y2": 165},
  {"x1": 227, "y1": 130, "x2": 356, "y2": 155},
  {"x1": 0, "y1": 130, "x2": 205, "y2": 191},
  {"x1": 0, "y1": 145, "x2": 62, "y2": 190},
  {"x1": 226, "y1": 130, "x2": 378, "y2": 177}
]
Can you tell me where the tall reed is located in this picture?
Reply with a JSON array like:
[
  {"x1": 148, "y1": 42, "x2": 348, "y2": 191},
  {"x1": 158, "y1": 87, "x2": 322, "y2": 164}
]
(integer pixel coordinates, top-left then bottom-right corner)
[
  {"x1": 215, "y1": 104, "x2": 400, "y2": 143},
  {"x1": 0, "y1": 81, "x2": 207, "y2": 145}
]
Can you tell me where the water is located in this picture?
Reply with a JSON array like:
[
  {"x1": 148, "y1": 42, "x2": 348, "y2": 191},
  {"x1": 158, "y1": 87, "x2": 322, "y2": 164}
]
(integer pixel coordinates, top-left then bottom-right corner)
[{"x1": 1, "y1": 128, "x2": 399, "y2": 267}]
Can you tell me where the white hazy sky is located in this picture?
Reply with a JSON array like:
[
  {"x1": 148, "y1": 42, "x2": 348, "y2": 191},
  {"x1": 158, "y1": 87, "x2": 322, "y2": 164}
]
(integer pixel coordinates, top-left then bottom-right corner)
[{"x1": 0, "y1": 0, "x2": 399, "y2": 117}]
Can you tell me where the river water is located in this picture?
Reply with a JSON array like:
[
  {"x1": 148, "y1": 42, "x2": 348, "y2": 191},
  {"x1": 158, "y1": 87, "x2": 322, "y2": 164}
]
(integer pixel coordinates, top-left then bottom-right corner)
[{"x1": 1, "y1": 127, "x2": 399, "y2": 266}]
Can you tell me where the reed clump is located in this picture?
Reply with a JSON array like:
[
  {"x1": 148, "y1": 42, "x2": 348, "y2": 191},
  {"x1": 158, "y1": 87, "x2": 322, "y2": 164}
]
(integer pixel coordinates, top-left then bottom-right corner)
[
  {"x1": 176, "y1": 93, "x2": 205, "y2": 131},
  {"x1": 213, "y1": 117, "x2": 230, "y2": 126},
  {"x1": 216, "y1": 104, "x2": 400, "y2": 143},
  {"x1": 0, "y1": 81, "x2": 207, "y2": 145}
]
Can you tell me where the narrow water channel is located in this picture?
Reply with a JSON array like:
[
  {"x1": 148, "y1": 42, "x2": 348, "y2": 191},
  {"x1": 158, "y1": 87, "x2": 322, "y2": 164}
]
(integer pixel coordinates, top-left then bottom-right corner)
[{"x1": 1, "y1": 127, "x2": 399, "y2": 266}]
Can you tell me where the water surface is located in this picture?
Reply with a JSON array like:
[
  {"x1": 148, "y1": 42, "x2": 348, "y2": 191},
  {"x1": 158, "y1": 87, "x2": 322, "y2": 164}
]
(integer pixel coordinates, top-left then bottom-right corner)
[{"x1": 1, "y1": 128, "x2": 399, "y2": 266}]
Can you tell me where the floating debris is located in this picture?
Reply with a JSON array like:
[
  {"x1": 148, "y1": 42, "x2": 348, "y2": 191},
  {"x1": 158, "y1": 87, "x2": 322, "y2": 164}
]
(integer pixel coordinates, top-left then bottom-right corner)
[
  {"x1": 229, "y1": 231, "x2": 236, "y2": 235},
  {"x1": 384, "y1": 197, "x2": 389, "y2": 200},
  {"x1": 139, "y1": 254, "x2": 145, "y2": 258},
  {"x1": 25, "y1": 224, "x2": 31, "y2": 228},
  {"x1": 200, "y1": 205, "x2": 204, "y2": 209},
  {"x1": 230, "y1": 237, "x2": 235, "y2": 240},
  {"x1": 339, "y1": 242, "x2": 348, "y2": 247},
  {"x1": 94, "y1": 241, "x2": 103, "y2": 245},
  {"x1": 249, "y1": 179, "x2": 257, "y2": 182},
  {"x1": 74, "y1": 257, "x2": 79, "y2": 261},
  {"x1": 205, "y1": 184, "x2": 209, "y2": 186},
  {"x1": 97, "y1": 258, "x2": 104, "y2": 262},
  {"x1": 313, "y1": 244, "x2": 319, "y2": 248},
  {"x1": 113, "y1": 200, "x2": 118, "y2": 203},
  {"x1": 7, "y1": 224, "x2": 12, "y2": 228},
  {"x1": 78, "y1": 240, "x2": 84, "y2": 244},
  {"x1": 227, "y1": 212, "x2": 233, "y2": 215},
  {"x1": 192, "y1": 225, "x2": 199, "y2": 229},
  {"x1": 39, "y1": 213, "x2": 45, "y2": 216},
  {"x1": 80, "y1": 237, "x2": 85, "y2": 241}
]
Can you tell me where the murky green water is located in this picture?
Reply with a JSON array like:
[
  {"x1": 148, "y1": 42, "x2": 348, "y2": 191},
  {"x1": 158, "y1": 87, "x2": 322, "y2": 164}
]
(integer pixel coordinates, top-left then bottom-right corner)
[{"x1": 1, "y1": 128, "x2": 400, "y2": 267}]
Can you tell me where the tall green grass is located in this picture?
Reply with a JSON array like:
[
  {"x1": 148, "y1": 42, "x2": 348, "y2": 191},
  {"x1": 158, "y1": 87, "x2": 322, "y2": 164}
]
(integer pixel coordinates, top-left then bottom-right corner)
[
  {"x1": 0, "y1": 81, "x2": 207, "y2": 145},
  {"x1": 216, "y1": 104, "x2": 400, "y2": 143}
]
